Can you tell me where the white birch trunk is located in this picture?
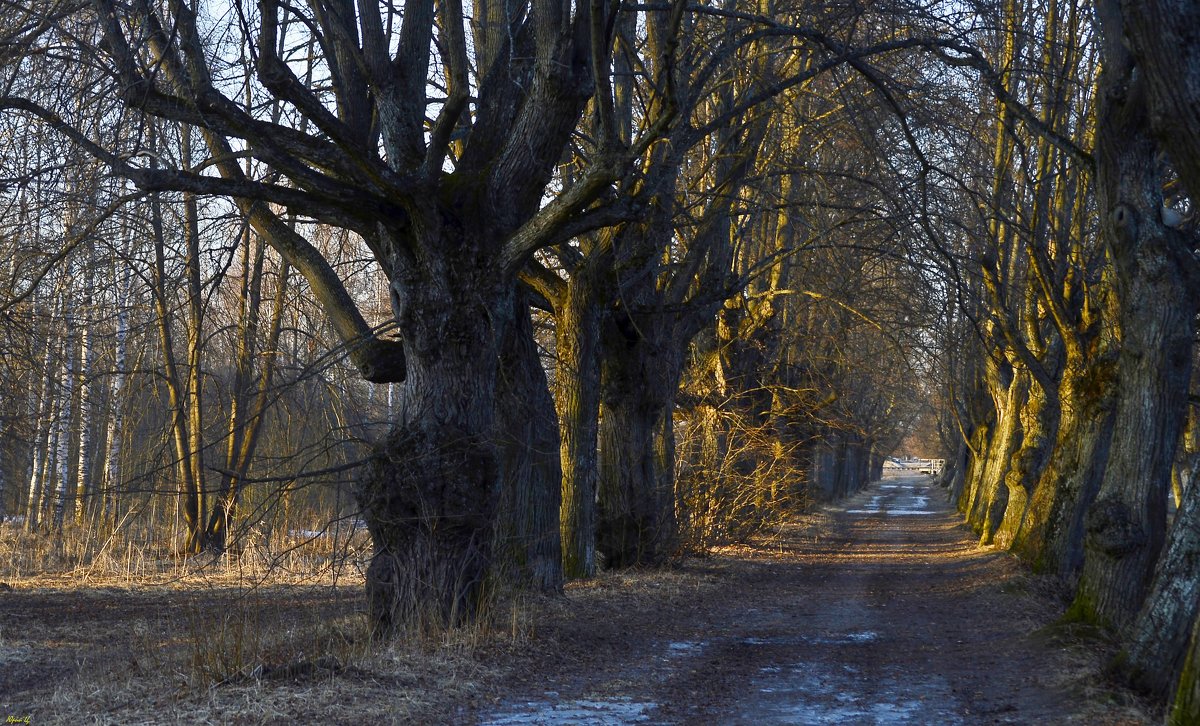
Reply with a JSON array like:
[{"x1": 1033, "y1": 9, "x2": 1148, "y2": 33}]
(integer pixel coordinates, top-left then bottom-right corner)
[
  {"x1": 53, "y1": 327, "x2": 74, "y2": 530},
  {"x1": 103, "y1": 260, "x2": 132, "y2": 524},
  {"x1": 25, "y1": 310, "x2": 58, "y2": 531},
  {"x1": 75, "y1": 264, "x2": 94, "y2": 523}
]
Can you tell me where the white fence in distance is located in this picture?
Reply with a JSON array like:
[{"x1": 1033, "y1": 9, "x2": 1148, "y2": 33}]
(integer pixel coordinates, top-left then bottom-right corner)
[{"x1": 882, "y1": 458, "x2": 945, "y2": 476}]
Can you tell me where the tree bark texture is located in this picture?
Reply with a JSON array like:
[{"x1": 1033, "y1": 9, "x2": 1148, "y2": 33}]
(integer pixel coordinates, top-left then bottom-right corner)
[
  {"x1": 968, "y1": 368, "x2": 1024, "y2": 544},
  {"x1": 1120, "y1": 0, "x2": 1200, "y2": 204},
  {"x1": 1171, "y1": 615, "x2": 1200, "y2": 725},
  {"x1": 1072, "y1": 8, "x2": 1200, "y2": 626},
  {"x1": 1121, "y1": 471, "x2": 1200, "y2": 703},
  {"x1": 1012, "y1": 359, "x2": 1117, "y2": 578},
  {"x1": 356, "y1": 259, "x2": 512, "y2": 633},
  {"x1": 554, "y1": 279, "x2": 605, "y2": 578},
  {"x1": 995, "y1": 378, "x2": 1058, "y2": 550},
  {"x1": 495, "y1": 290, "x2": 564, "y2": 593},
  {"x1": 597, "y1": 315, "x2": 684, "y2": 568}
]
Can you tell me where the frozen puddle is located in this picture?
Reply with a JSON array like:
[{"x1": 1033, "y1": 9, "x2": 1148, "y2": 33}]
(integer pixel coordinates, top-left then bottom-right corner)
[
  {"x1": 742, "y1": 631, "x2": 878, "y2": 646},
  {"x1": 480, "y1": 696, "x2": 658, "y2": 725},
  {"x1": 666, "y1": 640, "x2": 705, "y2": 656},
  {"x1": 848, "y1": 492, "x2": 935, "y2": 516},
  {"x1": 847, "y1": 509, "x2": 936, "y2": 516},
  {"x1": 740, "y1": 660, "x2": 963, "y2": 724}
]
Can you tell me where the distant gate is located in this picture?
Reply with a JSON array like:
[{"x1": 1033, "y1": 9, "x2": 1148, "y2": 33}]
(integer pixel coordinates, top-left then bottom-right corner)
[{"x1": 882, "y1": 458, "x2": 945, "y2": 476}]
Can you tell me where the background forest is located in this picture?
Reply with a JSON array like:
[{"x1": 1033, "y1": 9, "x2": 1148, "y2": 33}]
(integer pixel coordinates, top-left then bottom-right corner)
[{"x1": 1, "y1": 0, "x2": 1199, "y2": 720}]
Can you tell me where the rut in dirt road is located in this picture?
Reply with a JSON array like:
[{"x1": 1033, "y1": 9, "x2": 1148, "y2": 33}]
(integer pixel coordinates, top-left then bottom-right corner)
[{"x1": 482, "y1": 474, "x2": 1111, "y2": 725}]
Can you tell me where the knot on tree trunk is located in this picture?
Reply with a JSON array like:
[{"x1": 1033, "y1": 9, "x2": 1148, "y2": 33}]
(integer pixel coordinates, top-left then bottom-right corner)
[
  {"x1": 351, "y1": 337, "x2": 407, "y2": 383},
  {"x1": 1111, "y1": 204, "x2": 1139, "y2": 248},
  {"x1": 1085, "y1": 496, "x2": 1147, "y2": 557}
]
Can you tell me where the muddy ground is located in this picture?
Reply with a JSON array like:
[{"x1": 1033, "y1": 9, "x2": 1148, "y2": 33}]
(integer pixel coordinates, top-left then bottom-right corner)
[{"x1": 0, "y1": 475, "x2": 1154, "y2": 724}]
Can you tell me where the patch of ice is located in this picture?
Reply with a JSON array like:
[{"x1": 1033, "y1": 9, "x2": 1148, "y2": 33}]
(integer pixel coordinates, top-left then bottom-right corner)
[
  {"x1": 742, "y1": 660, "x2": 964, "y2": 725},
  {"x1": 846, "y1": 509, "x2": 936, "y2": 516},
  {"x1": 480, "y1": 697, "x2": 657, "y2": 725},
  {"x1": 667, "y1": 640, "x2": 704, "y2": 656},
  {"x1": 289, "y1": 529, "x2": 328, "y2": 538}
]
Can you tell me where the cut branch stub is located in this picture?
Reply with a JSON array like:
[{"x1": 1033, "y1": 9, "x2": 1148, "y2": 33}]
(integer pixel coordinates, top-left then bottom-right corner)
[
  {"x1": 1112, "y1": 204, "x2": 1139, "y2": 247},
  {"x1": 352, "y1": 338, "x2": 408, "y2": 383}
]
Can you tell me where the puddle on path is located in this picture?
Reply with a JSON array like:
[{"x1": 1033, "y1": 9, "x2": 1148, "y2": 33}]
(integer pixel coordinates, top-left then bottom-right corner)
[
  {"x1": 741, "y1": 660, "x2": 963, "y2": 725},
  {"x1": 847, "y1": 493, "x2": 935, "y2": 516},
  {"x1": 846, "y1": 509, "x2": 936, "y2": 516},
  {"x1": 740, "y1": 630, "x2": 878, "y2": 646},
  {"x1": 480, "y1": 696, "x2": 659, "y2": 725},
  {"x1": 666, "y1": 641, "x2": 704, "y2": 656}
]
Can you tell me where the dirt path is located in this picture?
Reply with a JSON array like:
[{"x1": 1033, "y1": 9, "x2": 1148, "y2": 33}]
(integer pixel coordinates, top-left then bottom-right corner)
[
  {"x1": 0, "y1": 476, "x2": 1150, "y2": 723},
  {"x1": 480, "y1": 475, "x2": 1143, "y2": 725}
]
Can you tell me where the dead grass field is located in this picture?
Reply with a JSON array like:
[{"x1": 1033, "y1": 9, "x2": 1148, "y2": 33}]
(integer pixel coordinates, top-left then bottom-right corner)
[{"x1": 0, "y1": 485, "x2": 1159, "y2": 725}]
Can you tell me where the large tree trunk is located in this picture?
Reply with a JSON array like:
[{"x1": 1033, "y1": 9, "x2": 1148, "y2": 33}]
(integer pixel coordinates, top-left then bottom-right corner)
[
  {"x1": 995, "y1": 379, "x2": 1058, "y2": 550},
  {"x1": 1012, "y1": 357, "x2": 1117, "y2": 578},
  {"x1": 356, "y1": 266, "x2": 511, "y2": 633},
  {"x1": 969, "y1": 369, "x2": 1025, "y2": 544},
  {"x1": 495, "y1": 290, "x2": 563, "y2": 593},
  {"x1": 1121, "y1": 471, "x2": 1200, "y2": 703},
  {"x1": 1071, "y1": 16, "x2": 1200, "y2": 626},
  {"x1": 553, "y1": 271, "x2": 607, "y2": 579},
  {"x1": 596, "y1": 318, "x2": 682, "y2": 568},
  {"x1": 1072, "y1": 267, "x2": 1194, "y2": 628},
  {"x1": 951, "y1": 422, "x2": 988, "y2": 509}
]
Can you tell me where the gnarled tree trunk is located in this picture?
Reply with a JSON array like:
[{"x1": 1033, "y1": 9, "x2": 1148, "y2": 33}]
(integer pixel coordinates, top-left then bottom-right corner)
[
  {"x1": 1071, "y1": 7, "x2": 1200, "y2": 626},
  {"x1": 995, "y1": 378, "x2": 1058, "y2": 550},
  {"x1": 969, "y1": 368, "x2": 1025, "y2": 544},
  {"x1": 1012, "y1": 356, "x2": 1117, "y2": 578},
  {"x1": 357, "y1": 262, "x2": 512, "y2": 633},
  {"x1": 1121, "y1": 470, "x2": 1200, "y2": 703}
]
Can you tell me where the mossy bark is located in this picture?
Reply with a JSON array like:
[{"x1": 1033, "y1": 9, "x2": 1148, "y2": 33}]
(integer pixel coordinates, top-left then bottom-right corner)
[
  {"x1": 995, "y1": 380, "x2": 1058, "y2": 550},
  {"x1": 1012, "y1": 359, "x2": 1117, "y2": 578},
  {"x1": 1170, "y1": 619, "x2": 1200, "y2": 725},
  {"x1": 1071, "y1": 26, "x2": 1200, "y2": 627}
]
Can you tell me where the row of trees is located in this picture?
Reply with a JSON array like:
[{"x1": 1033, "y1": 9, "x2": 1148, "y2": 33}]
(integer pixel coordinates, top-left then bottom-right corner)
[
  {"x1": 1, "y1": 0, "x2": 938, "y2": 629},
  {"x1": 14, "y1": 4, "x2": 1200, "y2": 719},
  {"x1": 928, "y1": 0, "x2": 1200, "y2": 719}
]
